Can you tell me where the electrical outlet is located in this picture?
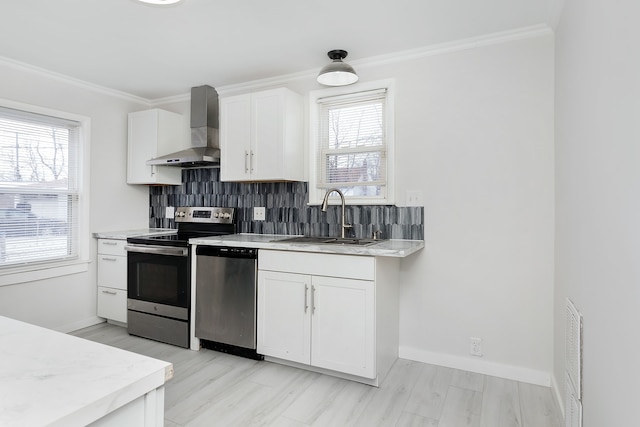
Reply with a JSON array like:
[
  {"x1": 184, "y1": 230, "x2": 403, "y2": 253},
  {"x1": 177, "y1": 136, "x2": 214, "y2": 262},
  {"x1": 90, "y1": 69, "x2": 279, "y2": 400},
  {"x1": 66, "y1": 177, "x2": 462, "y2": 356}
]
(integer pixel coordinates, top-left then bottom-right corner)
[
  {"x1": 470, "y1": 337, "x2": 483, "y2": 357},
  {"x1": 406, "y1": 190, "x2": 423, "y2": 207},
  {"x1": 165, "y1": 206, "x2": 175, "y2": 219},
  {"x1": 253, "y1": 207, "x2": 266, "y2": 221}
]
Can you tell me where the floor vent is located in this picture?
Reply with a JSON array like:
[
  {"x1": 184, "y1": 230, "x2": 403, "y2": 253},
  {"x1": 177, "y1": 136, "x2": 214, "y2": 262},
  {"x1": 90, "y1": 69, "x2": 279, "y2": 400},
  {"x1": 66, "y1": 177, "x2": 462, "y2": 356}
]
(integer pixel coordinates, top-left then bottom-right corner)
[{"x1": 565, "y1": 298, "x2": 583, "y2": 427}]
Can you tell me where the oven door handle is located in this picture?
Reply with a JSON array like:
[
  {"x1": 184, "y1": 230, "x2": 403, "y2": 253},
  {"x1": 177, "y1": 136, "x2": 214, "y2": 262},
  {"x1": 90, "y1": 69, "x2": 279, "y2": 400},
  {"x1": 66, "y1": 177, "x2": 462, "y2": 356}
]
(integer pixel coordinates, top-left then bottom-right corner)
[{"x1": 125, "y1": 245, "x2": 188, "y2": 257}]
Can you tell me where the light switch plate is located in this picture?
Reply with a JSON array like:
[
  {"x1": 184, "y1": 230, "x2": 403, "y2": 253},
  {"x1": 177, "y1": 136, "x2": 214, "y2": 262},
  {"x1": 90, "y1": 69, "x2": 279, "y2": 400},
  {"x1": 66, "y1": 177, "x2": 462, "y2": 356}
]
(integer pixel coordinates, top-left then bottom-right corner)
[
  {"x1": 165, "y1": 206, "x2": 175, "y2": 219},
  {"x1": 254, "y1": 207, "x2": 266, "y2": 221}
]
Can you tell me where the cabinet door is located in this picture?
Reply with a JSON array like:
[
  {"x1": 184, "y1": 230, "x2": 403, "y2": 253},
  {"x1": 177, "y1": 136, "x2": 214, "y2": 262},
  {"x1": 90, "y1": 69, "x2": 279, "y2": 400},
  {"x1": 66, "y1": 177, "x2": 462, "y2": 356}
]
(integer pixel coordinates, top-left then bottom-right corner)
[
  {"x1": 251, "y1": 89, "x2": 283, "y2": 180},
  {"x1": 220, "y1": 94, "x2": 252, "y2": 181},
  {"x1": 97, "y1": 255, "x2": 127, "y2": 290},
  {"x1": 97, "y1": 287, "x2": 127, "y2": 323},
  {"x1": 311, "y1": 276, "x2": 375, "y2": 378},
  {"x1": 257, "y1": 270, "x2": 311, "y2": 364},
  {"x1": 97, "y1": 239, "x2": 127, "y2": 256},
  {"x1": 127, "y1": 110, "x2": 158, "y2": 184},
  {"x1": 127, "y1": 109, "x2": 182, "y2": 185}
]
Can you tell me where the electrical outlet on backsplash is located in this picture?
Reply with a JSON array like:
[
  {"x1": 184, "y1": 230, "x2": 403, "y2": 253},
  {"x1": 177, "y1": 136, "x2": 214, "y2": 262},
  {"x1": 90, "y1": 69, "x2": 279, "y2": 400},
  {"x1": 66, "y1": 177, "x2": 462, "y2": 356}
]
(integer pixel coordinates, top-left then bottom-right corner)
[{"x1": 149, "y1": 168, "x2": 424, "y2": 240}]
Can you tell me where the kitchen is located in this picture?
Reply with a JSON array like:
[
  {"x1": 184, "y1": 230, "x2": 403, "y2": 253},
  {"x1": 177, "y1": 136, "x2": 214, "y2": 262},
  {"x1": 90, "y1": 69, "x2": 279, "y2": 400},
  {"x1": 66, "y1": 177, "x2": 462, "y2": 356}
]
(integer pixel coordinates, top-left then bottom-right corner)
[{"x1": 0, "y1": 0, "x2": 637, "y2": 426}]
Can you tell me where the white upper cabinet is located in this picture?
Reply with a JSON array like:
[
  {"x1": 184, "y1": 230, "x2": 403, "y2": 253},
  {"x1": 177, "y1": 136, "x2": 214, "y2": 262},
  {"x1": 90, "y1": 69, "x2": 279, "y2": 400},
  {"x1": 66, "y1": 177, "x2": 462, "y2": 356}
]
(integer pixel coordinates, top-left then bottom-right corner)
[
  {"x1": 220, "y1": 88, "x2": 304, "y2": 182},
  {"x1": 127, "y1": 108, "x2": 184, "y2": 185}
]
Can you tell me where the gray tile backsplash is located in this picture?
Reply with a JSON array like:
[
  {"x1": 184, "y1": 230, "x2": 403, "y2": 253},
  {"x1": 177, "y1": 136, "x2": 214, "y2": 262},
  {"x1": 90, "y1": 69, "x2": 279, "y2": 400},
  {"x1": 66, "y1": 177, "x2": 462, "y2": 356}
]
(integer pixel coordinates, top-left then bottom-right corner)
[{"x1": 149, "y1": 168, "x2": 423, "y2": 240}]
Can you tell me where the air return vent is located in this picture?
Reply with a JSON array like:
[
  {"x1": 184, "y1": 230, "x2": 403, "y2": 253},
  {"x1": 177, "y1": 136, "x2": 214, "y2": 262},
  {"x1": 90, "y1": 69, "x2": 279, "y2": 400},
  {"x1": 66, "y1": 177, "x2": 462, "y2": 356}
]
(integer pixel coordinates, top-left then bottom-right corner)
[
  {"x1": 565, "y1": 298, "x2": 583, "y2": 427},
  {"x1": 565, "y1": 373, "x2": 583, "y2": 427}
]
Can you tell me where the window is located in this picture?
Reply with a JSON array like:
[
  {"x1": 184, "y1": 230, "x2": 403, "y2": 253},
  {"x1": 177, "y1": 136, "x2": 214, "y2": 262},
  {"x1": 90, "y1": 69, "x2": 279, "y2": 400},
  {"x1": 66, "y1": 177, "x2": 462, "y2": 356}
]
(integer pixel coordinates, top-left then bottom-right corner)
[
  {"x1": 309, "y1": 80, "x2": 395, "y2": 205},
  {"x1": 0, "y1": 104, "x2": 84, "y2": 269}
]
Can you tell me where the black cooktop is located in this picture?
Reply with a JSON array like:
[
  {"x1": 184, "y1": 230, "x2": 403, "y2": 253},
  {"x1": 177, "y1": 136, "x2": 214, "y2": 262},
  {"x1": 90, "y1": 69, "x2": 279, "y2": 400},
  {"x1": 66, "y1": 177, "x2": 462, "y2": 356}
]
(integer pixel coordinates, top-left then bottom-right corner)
[
  {"x1": 127, "y1": 207, "x2": 236, "y2": 247},
  {"x1": 127, "y1": 227, "x2": 235, "y2": 247}
]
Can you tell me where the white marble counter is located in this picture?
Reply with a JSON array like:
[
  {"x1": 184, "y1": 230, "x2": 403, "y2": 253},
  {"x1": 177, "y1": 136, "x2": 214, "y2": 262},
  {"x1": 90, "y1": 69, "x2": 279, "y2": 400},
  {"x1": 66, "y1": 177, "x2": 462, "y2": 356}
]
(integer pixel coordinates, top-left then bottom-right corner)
[
  {"x1": 190, "y1": 233, "x2": 424, "y2": 258},
  {"x1": 93, "y1": 228, "x2": 176, "y2": 240},
  {"x1": 0, "y1": 316, "x2": 173, "y2": 427}
]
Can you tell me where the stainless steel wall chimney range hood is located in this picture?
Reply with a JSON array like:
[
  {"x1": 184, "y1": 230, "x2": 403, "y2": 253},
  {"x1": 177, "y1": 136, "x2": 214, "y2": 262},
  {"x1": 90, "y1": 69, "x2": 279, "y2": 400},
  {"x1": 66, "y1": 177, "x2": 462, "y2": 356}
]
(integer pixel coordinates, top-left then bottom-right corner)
[{"x1": 146, "y1": 85, "x2": 220, "y2": 168}]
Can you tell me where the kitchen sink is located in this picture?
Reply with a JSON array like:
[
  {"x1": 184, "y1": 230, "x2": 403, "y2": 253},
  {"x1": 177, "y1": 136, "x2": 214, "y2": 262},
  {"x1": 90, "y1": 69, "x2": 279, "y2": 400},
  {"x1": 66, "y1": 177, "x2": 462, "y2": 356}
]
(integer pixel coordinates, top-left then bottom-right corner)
[{"x1": 274, "y1": 236, "x2": 380, "y2": 246}]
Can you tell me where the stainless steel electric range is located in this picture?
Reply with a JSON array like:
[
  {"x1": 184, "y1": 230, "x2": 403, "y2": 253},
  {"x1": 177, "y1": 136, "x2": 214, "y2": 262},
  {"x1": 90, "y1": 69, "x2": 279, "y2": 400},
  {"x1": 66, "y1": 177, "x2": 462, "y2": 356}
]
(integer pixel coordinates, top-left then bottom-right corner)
[{"x1": 125, "y1": 206, "x2": 235, "y2": 348}]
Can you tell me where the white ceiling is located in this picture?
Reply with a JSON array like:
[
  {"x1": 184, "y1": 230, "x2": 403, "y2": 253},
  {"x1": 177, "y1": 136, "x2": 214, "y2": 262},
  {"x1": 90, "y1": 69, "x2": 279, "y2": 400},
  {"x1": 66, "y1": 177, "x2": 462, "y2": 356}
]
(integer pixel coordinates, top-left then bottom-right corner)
[{"x1": 0, "y1": 0, "x2": 561, "y2": 101}]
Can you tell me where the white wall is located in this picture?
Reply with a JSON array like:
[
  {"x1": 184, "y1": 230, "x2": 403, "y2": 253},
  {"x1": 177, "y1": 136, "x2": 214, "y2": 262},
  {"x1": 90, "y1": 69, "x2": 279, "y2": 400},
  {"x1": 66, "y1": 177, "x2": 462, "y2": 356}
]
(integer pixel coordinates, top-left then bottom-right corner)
[
  {"x1": 554, "y1": 0, "x2": 640, "y2": 424},
  {"x1": 0, "y1": 60, "x2": 150, "y2": 331},
  {"x1": 215, "y1": 30, "x2": 555, "y2": 385},
  {"x1": 0, "y1": 29, "x2": 556, "y2": 387},
  {"x1": 393, "y1": 34, "x2": 555, "y2": 384}
]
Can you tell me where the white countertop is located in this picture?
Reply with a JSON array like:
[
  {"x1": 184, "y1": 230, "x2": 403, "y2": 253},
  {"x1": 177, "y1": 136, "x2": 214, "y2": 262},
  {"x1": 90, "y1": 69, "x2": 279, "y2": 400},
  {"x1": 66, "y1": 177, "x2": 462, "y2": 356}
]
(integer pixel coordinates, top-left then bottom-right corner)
[
  {"x1": 93, "y1": 228, "x2": 176, "y2": 240},
  {"x1": 190, "y1": 233, "x2": 425, "y2": 257},
  {"x1": 0, "y1": 316, "x2": 173, "y2": 427}
]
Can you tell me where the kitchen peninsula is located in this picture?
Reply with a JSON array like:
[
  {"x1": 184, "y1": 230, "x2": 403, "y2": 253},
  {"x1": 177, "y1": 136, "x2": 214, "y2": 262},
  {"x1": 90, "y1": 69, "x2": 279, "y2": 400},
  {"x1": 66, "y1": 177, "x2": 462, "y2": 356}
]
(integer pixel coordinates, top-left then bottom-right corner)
[{"x1": 0, "y1": 315, "x2": 173, "y2": 427}]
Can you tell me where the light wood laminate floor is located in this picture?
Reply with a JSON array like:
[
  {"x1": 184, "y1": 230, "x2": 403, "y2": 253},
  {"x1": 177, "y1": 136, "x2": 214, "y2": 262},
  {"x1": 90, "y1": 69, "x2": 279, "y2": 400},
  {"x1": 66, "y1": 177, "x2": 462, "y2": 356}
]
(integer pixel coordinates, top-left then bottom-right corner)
[{"x1": 71, "y1": 323, "x2": 562, "y2": 427}]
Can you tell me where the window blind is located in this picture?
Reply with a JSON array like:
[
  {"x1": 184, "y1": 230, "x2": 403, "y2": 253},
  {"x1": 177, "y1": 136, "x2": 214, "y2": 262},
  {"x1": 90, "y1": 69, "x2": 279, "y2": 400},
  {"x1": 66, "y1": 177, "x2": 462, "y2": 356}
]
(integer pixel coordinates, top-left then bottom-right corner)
[
  {"x1": 0, "y1": 106, "x2": 80, "y2": 267},
  {"x1": 316, "y1": 89, "x2": 387, "y2": 199}
]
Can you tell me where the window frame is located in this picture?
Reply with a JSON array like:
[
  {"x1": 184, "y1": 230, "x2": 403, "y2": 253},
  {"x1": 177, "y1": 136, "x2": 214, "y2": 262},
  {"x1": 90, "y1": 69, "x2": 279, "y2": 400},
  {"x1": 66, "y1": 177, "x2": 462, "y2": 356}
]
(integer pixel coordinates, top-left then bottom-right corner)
[
  {"x1": 0, "y1": 98, "x2": 90, "y2": 284},
  {"x1": 308, "y1": 79, "x2": 395, "y2": 206}
]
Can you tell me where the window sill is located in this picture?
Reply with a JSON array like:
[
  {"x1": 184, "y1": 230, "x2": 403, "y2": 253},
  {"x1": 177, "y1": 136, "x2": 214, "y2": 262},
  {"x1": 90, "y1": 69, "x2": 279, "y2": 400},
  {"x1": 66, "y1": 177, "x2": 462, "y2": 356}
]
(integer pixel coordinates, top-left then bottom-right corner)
[{"x1": 0, "y1": 259, "x2": 90, "y2": 287}]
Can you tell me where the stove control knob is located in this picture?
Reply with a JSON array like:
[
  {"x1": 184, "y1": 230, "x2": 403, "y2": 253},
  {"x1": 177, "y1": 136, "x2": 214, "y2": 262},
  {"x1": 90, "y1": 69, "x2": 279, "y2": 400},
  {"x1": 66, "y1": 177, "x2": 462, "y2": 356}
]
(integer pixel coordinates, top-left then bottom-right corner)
[
  {"x1": 223, "y1": 213, "x2": 231, "y2": 219},
  {"x1": 213, "y1": 212, "x2": 219, "y2": 218},
  {"x1": 177, "y1": 212, "x2": 185, "y2": 217}
]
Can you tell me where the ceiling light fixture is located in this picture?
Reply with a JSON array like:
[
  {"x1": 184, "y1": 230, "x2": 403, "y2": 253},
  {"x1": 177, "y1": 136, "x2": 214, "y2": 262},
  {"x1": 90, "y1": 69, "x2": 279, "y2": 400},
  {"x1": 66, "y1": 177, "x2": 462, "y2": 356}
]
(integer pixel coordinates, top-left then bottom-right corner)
[
  {"x1": 137, "y1": 0, "x2": 183, "y2": 5},
  {"x1": 316, "y1": 50, "x2": 358, "y2": 86}
]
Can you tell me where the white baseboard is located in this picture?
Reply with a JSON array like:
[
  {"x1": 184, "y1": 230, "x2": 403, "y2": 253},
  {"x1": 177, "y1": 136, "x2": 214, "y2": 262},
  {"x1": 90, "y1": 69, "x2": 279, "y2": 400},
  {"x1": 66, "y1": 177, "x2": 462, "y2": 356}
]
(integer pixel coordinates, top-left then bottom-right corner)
[
  {"x1": 54, "y1": 316, "x2": 104, "y2": 333},
  {"x1": 399, "y1": 345, "x2": 551, "y2": 387}
]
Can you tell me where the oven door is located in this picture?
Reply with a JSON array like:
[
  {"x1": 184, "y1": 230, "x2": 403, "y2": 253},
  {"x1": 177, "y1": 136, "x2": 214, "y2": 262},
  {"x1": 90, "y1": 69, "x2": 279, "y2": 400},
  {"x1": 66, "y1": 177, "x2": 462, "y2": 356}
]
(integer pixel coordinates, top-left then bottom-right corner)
[{"x1": 125, "y1": 244, "x2": 190, "y2": 315}]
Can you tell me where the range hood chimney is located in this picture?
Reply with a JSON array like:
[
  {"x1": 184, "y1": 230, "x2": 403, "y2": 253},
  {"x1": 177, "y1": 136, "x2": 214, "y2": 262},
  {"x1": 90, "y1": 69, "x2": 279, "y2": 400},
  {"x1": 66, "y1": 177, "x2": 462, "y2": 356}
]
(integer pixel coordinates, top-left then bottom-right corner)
[{"x1": 146, "y1": 85, "x2": 220, "y2": 167}]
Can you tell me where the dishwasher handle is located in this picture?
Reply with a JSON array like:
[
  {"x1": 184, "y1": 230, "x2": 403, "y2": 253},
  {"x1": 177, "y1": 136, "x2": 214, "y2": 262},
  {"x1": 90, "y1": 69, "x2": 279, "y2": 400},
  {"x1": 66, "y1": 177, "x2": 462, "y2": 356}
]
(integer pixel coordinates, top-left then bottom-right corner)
[{"x1": 196, "y1": 246, "x2": 258, "y2": 259}]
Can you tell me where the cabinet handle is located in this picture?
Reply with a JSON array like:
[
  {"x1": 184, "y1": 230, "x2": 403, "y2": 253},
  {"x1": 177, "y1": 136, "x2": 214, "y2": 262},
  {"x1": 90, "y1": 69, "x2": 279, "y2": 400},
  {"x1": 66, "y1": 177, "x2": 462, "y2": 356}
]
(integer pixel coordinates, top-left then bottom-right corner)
[
  {"x1": 244, "y1": 151, "x2": 249, "y2": 173},
  {"x1": 102, "y1": 241, "x2": 118, "y2": 246},
  {"x1": 304, "y1": 284, "x2": 309, "y2": 313},
  {"x1": 101, "y1": 257, "x2": 118, "y2": 261},
  {"x1": 101, "y1": 290, "x2": 117, "y2": 295},
  {"x1": 311, "y1": 285, "x2": 316, "y2": 314},
  {"x1": 250, "y1": 150, "x2": 255, "y2": 173}
]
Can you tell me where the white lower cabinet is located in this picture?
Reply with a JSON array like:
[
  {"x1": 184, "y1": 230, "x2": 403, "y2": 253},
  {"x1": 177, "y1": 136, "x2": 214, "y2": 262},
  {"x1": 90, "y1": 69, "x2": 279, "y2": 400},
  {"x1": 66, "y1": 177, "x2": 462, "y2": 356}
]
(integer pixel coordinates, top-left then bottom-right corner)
[
  {"x1": 257, "y1": 250, "x2": 398, "y2": 385},
  {"x1": 97, "y1": 287, "x2": 127, "y2": 323},
  {"x1": 311, "y1": 275, "x2": 375, "y2": 378},
  {"x1": 97, "y1": 239, "x2": 128, "y2": 324},
  {"x1": 257, "y1": 271, "x2": 311, "y2": 365}
]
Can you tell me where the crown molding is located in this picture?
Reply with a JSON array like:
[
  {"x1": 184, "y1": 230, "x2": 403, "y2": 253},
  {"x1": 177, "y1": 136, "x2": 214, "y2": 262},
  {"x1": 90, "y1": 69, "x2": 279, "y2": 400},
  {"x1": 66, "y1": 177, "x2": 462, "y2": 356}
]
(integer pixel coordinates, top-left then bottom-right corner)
[
  {"x1": 0, "y1": 24, "x2": 553, "y2": 103},
  {"x1": 0, "y1": 55, "x2": 153, "y2": 106},
  {"x1": 353, "y1": 24, "x2": 553, "y2": 69},
  {"x1": 215, "y1": 24, "x2": 553, "y2": 96},
  {"x1": 148, "y1": 92, "x2": 190, "y2": 106}
]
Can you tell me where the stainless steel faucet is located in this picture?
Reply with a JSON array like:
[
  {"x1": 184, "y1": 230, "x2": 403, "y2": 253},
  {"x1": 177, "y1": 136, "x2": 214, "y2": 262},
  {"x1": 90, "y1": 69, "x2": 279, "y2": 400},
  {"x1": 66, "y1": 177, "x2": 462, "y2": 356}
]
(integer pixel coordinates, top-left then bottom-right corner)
[{"x1": 321, "y1": 188, "x2": 352, "y2": 238}]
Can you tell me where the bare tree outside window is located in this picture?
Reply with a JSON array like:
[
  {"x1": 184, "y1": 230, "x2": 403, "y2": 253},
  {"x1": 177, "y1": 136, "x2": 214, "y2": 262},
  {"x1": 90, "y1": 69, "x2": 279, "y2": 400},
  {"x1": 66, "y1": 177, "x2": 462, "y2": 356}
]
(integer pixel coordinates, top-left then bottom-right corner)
[
  {"x1": 1, "y1": 122, "x2": 69, "y2": 184},
  {"x1": 323, "y1": 100, "x2": 385, "y2": 197},
  {"x1": 0, "y1": 109, "x2": 78, "y2": 267},
  {"x1": 311, "y1": 82, "x2": 394, "y2": 205}
]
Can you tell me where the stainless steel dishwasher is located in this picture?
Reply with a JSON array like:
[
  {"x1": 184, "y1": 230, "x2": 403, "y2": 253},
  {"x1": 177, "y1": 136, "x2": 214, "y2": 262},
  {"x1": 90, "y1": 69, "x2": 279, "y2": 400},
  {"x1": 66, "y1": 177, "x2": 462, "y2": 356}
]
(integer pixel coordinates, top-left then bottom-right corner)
[{"x1": 195, "y1": 246, "x2": 262, "y2": 359}]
